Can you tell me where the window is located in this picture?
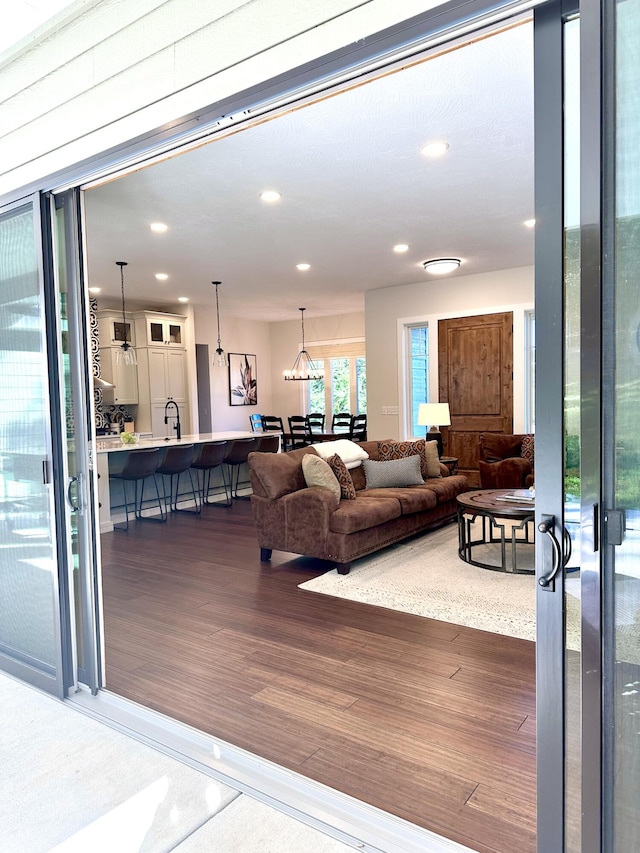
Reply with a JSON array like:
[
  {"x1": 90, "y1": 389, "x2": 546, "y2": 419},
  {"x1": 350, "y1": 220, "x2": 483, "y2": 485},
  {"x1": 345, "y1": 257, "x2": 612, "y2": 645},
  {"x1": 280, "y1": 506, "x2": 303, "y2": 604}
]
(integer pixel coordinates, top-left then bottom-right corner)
[
  {"x1": 407, "y1": 324, "x2": 429, "y2": 438},
  {"x1": 304, "y1": 341, "x2": 366, "y2": 419}
]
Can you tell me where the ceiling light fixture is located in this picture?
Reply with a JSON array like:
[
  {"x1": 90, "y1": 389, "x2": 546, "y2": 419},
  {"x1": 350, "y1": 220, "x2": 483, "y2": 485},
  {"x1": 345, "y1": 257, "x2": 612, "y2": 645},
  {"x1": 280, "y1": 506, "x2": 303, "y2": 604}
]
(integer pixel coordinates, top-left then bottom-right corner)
[
  {"x1": 155, "y1": 273, "x2": 168, "y2": 281},
  {"x1": 114, "y1": 261, "x2": 137, "y2": 366},
  {"x1": 178, "y1": 297, "x2": 189, "y2": 303},
  {"x1": 260, "y1": 190, "x2": 282, "y2": 202},
  {"x1": 284, "y1": 308, "x2": 323, "y2": 381},
  {"x1": 150, "y1": 222, "x2": 168, "y2": 232},
  {"x1": 296, "y1": 263, "x2": 311, "y2": 271},
  {"x1": 393, "y1": 244, "x2": 409, "y2": 253},
  {"x1": 212, "y1": 281, "x2": 228, "y2": 368},
  {"x1": 421, "y1": 141, "x2": 449, "y2": 157},
  {"x1": 88, "y1": 287, "x2": 101, "y2": 294},
  {"x1": 423, "y1": 258, "x2": 461, "y2": 275},
  {"x1": 524, "y1": 218, "x2": 536, "y2": 228}
]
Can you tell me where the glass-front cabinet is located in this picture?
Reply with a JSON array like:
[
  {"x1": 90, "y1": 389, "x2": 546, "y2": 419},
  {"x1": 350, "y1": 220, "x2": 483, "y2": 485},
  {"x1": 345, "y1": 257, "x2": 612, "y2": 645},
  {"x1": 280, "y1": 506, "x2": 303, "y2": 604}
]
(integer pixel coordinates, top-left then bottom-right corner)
[{"x1": 136, "y1": 311, "x2": 185, "y2": 347}]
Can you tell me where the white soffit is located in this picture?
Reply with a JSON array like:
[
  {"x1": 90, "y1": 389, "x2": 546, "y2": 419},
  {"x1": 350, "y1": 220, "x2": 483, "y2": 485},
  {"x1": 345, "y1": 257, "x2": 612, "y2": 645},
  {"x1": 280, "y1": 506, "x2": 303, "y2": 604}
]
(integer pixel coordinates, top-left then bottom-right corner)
[{"x1": 83, "y1": 22, "x2": 534, "y2": 322}]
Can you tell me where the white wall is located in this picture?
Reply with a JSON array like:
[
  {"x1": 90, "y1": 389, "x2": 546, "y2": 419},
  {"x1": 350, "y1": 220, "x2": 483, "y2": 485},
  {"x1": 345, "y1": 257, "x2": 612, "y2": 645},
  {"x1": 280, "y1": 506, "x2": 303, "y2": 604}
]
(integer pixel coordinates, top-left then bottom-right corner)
[
  {"x1": 269, "y1": 312, "x2": 365, "y2": 421},
  {"x1": 365, "y1": 266, "x2": 534, "y2": 441},
  {"x1": 193, "y1": 305, "x2": 272, "y2": 432},
  {"x1": 0, "y1": 0, "x2": 446, "y2": 196}
]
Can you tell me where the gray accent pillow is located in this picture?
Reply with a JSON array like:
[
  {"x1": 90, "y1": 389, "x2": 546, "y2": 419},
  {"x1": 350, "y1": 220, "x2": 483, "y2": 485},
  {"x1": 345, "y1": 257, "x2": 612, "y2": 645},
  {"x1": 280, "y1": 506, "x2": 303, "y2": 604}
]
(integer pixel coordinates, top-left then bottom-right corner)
[
  {"x1": 362, "y1": 455, "x2": 424, "y2": 488},
  {"x1": 302, "y1": 454, "x2": 341, "y2": 500}
]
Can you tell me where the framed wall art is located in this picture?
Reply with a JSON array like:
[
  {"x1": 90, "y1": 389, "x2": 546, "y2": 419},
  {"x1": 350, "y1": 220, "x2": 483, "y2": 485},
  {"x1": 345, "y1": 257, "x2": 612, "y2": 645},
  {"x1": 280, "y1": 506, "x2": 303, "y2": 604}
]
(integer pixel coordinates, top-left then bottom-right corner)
[{"x1": 228, "y1": 353, "x2": 258, "y2": 406}]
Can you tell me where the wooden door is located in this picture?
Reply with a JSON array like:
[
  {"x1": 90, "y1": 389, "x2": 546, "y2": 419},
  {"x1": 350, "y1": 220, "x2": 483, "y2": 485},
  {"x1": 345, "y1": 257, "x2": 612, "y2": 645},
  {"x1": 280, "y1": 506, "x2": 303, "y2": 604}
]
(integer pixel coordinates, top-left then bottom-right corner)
[{"x1": 438, "y1": 312, "x2": 513, "y2": 486}]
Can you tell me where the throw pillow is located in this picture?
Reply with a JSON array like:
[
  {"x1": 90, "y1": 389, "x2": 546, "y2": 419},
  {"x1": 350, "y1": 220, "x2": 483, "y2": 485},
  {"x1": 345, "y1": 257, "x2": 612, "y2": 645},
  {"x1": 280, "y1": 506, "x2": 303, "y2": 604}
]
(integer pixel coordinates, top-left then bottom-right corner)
[
  {"x1": 327, "y1": 454, "x2": 357, "y2": 499},
  {"x1": 521, "y1": 434, "x2": 535, "y2": 468},
  {"x1": 312, "y1": 439, "x2": 369, "y2": 470},
  {"x1": 377, "y1": 438, "x2": 442, "y2": 479},
  {"x1": 362, "y1": 455, "x2": 424, "y2": 488},
  {"x1": 302, "y1": 454, "x2": 341, "y2": 501}
]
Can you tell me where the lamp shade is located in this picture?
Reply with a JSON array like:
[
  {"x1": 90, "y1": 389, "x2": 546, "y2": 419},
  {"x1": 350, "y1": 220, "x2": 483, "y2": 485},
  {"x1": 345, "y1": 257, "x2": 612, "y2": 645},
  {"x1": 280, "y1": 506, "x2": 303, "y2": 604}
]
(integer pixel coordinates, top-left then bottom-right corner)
[{"x1": 417, "y1": 402, "x2": 451, "y2": 427}]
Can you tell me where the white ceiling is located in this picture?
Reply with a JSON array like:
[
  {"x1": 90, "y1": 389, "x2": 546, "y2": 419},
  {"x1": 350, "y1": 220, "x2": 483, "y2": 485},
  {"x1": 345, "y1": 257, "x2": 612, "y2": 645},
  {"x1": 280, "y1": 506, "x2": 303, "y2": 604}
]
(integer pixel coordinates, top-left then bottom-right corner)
[{"x1": 83, "y1": 22, "x2": 534, "y2": 322}]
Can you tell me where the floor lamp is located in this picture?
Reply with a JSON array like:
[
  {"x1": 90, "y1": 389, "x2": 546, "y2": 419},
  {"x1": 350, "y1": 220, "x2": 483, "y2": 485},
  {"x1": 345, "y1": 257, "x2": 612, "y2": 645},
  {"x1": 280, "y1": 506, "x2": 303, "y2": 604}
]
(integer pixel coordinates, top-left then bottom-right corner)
[{"x1": 417, "y1": 403, "x2": 451, "y2": 457}]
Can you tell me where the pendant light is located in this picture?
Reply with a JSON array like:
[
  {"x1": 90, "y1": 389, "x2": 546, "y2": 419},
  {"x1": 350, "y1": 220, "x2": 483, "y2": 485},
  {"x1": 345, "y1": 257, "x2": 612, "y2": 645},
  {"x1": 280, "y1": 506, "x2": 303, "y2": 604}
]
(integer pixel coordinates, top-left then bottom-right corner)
[
  {"x1": 212, "y1": 281, "x2": 228, "y2": 368},
  {"x1": 114, "y1": 261, "x2": 137, "y2": 366},
  {"x1": 284, "y1": 308, "x2": 323, "y2": 381}
]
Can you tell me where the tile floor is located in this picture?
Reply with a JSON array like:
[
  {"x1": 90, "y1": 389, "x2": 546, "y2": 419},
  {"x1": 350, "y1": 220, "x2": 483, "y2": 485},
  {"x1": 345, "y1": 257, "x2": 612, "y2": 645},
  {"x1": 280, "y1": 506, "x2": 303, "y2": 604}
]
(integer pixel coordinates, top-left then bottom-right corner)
[{"x1": 0, "y1": 673, "x2": 354, "y2": 852}]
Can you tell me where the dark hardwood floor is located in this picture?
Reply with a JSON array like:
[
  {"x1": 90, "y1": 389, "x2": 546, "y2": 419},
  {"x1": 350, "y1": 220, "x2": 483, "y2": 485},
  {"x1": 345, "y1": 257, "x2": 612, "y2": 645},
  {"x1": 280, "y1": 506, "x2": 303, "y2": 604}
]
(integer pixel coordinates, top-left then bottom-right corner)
[{"x1": 100, "y1": 502, "x2": 536, "y2": 853}]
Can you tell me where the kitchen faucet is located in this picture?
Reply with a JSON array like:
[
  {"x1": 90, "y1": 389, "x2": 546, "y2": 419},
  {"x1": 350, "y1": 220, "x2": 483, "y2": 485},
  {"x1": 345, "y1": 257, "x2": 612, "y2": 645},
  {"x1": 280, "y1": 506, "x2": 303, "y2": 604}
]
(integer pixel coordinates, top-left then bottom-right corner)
[{"x1": 164, "y1": 400, "x2": 181, "y2": 440}]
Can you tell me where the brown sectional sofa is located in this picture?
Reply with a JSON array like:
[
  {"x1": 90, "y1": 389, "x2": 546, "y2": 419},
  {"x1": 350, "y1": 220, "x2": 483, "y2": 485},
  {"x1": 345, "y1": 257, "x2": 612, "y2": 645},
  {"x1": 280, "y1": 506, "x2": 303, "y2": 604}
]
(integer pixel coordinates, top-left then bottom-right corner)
[{"x1": 248, "y1": 440, "x2": 469, "y2": 574}]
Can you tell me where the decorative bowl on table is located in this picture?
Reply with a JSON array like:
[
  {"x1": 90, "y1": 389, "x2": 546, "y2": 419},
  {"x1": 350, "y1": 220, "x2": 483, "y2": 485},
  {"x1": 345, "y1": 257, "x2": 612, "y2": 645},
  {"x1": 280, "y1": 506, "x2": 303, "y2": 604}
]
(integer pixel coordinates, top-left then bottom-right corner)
[{"x1": 120, "y1": 432, "x2": 140, "y2": 445}]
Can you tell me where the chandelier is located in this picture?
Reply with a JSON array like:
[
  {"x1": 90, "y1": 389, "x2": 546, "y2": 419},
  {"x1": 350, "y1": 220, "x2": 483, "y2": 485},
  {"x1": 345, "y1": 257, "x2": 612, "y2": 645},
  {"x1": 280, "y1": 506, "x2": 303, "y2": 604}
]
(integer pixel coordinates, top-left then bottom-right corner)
[
  {"x1": 284, "y1": 308, "x2": 323, "y2": 381},
  {"x1": 114, "y1": 261, "x2": 137, "y2": 366}
]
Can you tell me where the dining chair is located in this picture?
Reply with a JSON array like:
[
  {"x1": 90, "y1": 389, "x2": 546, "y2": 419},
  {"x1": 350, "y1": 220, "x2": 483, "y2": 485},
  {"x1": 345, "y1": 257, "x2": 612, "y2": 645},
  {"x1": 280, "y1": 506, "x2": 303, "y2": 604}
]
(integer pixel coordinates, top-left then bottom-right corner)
[
  {"x1": 306, "y1": 412, "x2": 325, "y2": 432},
  {"x1": 110, "y1": 448, "x2": 166, "y2": 530},
  {"x1": 331, "y1": 412, "x2": 352, "y2": 431},
  {"x1": 249, "y1": 413, "x2": 264, "y2": 432},
  {"x1": 287, "y1": 416, "x2": 312, "y2": 450},
  {"x1": 260, "y1": 415, "x2": 285, "y2": 433},
  {"x1": 191, "y1": 441, "x2": 231, "y2": 506},
  {"x1": 349, "y1": 413, "x2": 368, "y2": 442}
]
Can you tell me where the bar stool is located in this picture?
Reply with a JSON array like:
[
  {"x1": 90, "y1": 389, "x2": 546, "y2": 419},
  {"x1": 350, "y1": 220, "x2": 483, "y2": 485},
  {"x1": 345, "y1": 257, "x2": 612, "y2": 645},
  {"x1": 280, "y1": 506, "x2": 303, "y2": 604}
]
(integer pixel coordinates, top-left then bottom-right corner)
[
  {"x1": 191, "y1": 441, "x2": 231, "y2": 507},
  {"x1": 224, "y1": 437, "x2": 261, "y2": 499},
  {"x1": 256, "y1": 434, "x2": 280, "y2": 453},
  {"x1": 110, "y1": 448, "x2": 165, "y2": 531},
  {"x1": 156, "y1": 444, "x2": 200, "y2": 514}
]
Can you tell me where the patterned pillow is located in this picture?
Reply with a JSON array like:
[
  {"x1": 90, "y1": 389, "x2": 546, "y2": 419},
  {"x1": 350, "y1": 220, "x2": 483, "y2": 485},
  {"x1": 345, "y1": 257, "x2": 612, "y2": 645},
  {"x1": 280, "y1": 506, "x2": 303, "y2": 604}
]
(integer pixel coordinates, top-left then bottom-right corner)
[
  {"x1": 327, "y1": 454, "x2": 357, "y2": 500},
  {"x1": 377, "y1": 438, "x2": 441, "y2": 479},
  {"x1": 362, "y1": 456, "x2": 424, "y2": 488},
  {"x1": 521, "y1": 434, "x2": 535, "y2": 468}
]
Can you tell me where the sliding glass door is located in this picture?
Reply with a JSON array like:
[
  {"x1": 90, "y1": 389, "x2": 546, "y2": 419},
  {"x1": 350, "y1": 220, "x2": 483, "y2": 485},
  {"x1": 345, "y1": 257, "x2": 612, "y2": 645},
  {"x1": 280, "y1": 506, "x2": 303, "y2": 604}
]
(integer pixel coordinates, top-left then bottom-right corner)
[{"x1": 0, "y1": 196, "x2": 68, "y2": 695}]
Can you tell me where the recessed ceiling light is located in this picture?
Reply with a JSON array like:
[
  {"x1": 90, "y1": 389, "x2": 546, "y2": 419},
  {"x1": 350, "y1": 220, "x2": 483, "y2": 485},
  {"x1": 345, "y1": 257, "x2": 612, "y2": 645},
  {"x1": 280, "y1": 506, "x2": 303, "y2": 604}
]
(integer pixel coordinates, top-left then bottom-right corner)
[
  {"x1": 88, "y1": 287, "x2": 101, "y2": 294},
  {"x1": 524, "y1": 218, "x2": 536, "y2": 228},
  {"x1": 178, "y1": 297, "x2": 189, "y2": 303},
  {"x1": 421, "y1": 141, "x2": 449, "y2": 157},
  {"x1": 260, "y1": 190, "x2": 282, "y2": 202},
  {"x1": 155, "y1": 273, "x2": 169, "y2": 281},
  {"x1": 393, "y1": 244, "x2": 409, "y2": 253},
  {"x1": 423, "y1": 258, "x2": 461, "y2": 275},
  {"x1": 296, "y1": 263, "x2": 311, "y2": 271},
  {"x1": 150, "y1": 222, "x2": 168, "y2": 232}
]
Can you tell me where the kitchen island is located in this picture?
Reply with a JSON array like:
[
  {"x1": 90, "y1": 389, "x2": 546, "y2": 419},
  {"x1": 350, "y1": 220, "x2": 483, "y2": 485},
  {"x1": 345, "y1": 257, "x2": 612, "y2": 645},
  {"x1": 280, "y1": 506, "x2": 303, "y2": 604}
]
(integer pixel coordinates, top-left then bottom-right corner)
[{"x1": 95, "y1": 431, "x2": 270, "y2": 532}]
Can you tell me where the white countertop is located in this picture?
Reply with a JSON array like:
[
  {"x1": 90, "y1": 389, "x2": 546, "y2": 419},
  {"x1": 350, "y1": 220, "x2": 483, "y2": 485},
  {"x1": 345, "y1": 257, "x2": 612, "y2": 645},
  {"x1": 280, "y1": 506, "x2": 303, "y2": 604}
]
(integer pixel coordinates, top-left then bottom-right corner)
[{"x1": 95, "y1": 431, "x2": 262, "y2": 454}]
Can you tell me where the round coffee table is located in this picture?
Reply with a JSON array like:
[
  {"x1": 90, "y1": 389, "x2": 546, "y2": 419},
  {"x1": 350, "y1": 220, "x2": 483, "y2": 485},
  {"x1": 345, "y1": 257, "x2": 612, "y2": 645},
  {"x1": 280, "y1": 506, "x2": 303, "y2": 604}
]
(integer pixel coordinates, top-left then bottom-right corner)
[{"x1": 457, "y1": 489, "x2": 535, "y2": 573}]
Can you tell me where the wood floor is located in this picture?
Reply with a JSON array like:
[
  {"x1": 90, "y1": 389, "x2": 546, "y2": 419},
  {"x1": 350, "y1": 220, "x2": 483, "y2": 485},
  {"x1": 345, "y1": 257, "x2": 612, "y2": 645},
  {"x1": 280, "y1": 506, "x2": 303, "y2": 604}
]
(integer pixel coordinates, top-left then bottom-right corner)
[{"x1": 100, "y1": 501, "x2": 536, "y2": 853}]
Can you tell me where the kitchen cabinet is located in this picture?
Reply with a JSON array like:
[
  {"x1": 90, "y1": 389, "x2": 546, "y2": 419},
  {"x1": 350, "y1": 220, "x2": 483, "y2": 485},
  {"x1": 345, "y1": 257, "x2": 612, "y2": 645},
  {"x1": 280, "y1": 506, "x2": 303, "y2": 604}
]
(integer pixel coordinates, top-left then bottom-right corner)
[
  {"x1": 98, "y1": 347, "x2": 139, "y2": 404},
  {"x1": 97, "y1": 311, "x2": 136, "y2": 348},
  {"x1": 135, "y1": 346, "x2": 190, "y2": 436},
  {"x1": 134, "y1": 311, "x2": 186, "y2": 348}
]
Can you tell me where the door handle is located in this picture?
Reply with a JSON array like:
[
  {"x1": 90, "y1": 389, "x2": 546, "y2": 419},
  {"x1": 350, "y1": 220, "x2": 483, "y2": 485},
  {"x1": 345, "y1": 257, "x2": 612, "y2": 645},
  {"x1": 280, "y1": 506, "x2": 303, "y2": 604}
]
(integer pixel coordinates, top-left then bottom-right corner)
[
  {"x1": 538, "y1": 514, "x2": 562, "y2": 588},
  {"x1": 67, "y1": 476, "x2": 80, "y2": 513}
]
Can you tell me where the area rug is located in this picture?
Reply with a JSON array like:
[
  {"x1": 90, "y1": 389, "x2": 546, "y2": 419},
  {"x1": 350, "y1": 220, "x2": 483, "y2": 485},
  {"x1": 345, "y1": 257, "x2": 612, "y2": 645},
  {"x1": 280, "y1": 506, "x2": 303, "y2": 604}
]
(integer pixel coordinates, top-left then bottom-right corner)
[{"x1": 299, "y1": 523, "x2": 539, "y2": 641}]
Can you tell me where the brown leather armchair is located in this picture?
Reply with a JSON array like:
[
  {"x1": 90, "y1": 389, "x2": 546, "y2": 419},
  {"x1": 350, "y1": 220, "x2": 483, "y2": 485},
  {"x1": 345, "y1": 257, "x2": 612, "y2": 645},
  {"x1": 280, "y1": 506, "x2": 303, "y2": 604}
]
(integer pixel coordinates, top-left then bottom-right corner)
[{"x1": 478, "y1": 433, "x2": 534, "y2": 489}]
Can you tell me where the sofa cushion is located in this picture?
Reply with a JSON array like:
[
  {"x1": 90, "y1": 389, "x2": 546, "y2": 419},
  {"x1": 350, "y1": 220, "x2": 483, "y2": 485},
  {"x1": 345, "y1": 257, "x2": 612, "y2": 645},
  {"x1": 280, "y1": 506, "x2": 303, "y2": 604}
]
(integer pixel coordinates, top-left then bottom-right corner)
[
  {"x1": 480, "y1": 433, "x2": 523, "y2": 462},
  {"x1": 362, "y1": 455, "x2": 424, "y2": 488},
  {"x1": 421, "y1": 474, "x2": 469, "y2": 503},
  {"x1": 327, "y1": 454, "x2": 357, "y2": 499},
  {"x1": 248, "y1": 446, "x2": 317, "y2": 499},
  {"x1": 329, "y1": 495, "x2": 402, "y2": 535},
  {"x1": 312, "y1": 439, "x2": 369, "y2": 469},
  {"x1": 302, "y1": 454, "x2": 340, "y2": 500},
  {"x1": 359, "y1": 485, "x2": 437, "y2": 514},
  {"x1": 377, "y1": 438, "x2": 441, "y2": 479}
]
